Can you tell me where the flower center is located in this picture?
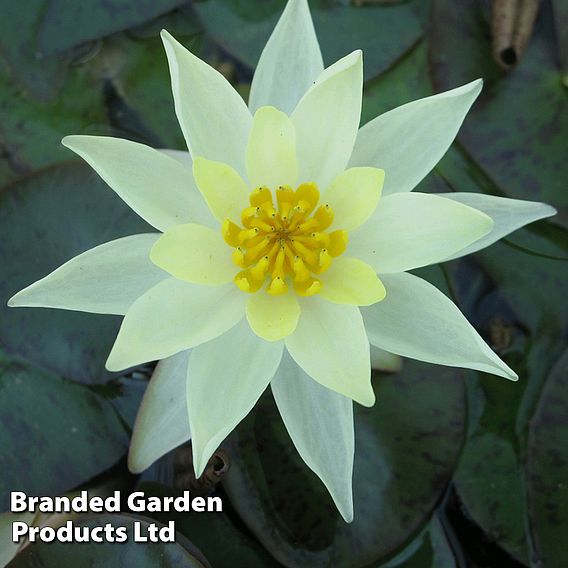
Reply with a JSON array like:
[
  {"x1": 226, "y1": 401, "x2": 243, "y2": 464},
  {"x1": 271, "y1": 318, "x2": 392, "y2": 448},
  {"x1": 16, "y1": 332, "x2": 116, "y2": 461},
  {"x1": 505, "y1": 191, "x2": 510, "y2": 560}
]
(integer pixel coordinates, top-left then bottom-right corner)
[{"x1": 222, "y1": 183, "x2": 348, "y2": 296}]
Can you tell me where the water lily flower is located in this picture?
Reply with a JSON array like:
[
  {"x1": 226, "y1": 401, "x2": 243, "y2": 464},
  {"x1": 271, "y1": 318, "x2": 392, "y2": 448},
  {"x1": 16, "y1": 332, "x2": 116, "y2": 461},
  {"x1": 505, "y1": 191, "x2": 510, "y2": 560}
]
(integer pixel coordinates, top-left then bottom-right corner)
[{"x1": 9, "y1": 0, "x2": 555, "y2": 522}]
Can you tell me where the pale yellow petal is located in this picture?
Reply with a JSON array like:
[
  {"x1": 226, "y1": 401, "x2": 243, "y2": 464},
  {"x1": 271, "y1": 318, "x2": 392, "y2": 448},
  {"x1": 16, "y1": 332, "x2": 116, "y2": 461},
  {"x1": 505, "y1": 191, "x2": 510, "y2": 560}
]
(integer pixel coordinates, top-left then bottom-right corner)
[
  {"x1": 320, "y1": 257, "x2": 386, "y2": 306},
  {"x1": 323, "y1": 167, "x2": 384, "y2": 231},
  {"x1": 285, "y1": 297, "x2": 374, "y2": 406},
  {"x1": 246, "y1": 292, "x2": 300, "y2": 341},
  {"x1": 246, "y1": 106, "x2": 298, "y2": 189},
  {"x1": 192, "y1": 157, "x2": 250, "y2": 224},
  {"x1": 150, "y1": 223, "x2": 235, "y2": 285}
]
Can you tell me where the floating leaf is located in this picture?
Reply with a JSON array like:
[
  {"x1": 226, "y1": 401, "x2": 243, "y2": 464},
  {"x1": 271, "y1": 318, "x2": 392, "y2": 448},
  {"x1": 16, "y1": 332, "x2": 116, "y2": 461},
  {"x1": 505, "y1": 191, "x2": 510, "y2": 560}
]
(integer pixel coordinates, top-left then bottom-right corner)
[
  {"x1": 37, "y1": 0, "x2": 188, "y2": 55},
  {"x1": 526, "y1": 349, "x2": 568, "y2": 568},
  {"x1": 0, "y1": 163, "x2": 152, "y2": 384},
  {"x1": 0, "y1": 363, "x2": 129, "y2": 511}
]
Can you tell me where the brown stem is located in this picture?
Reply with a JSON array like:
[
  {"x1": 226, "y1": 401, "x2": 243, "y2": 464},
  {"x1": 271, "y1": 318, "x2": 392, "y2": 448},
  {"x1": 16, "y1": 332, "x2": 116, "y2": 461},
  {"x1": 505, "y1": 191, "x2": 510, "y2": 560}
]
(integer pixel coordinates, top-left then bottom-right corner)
[
  {"x1": 491, "y1": 0, "x2": 541, "y2": 69},
  {"x1": 492, "y1": 0, "x2": 519, "y2": 68}
]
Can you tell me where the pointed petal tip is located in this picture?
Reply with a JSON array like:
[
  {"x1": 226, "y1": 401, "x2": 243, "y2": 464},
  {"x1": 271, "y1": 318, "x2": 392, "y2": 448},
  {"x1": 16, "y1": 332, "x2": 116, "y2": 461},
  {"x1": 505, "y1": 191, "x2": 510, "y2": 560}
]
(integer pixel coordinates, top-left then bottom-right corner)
[
  {"x1": 7, "y1": 292, "x2": 20, "y2": 308},
  {"x1": 356, "y1": 389, "x2": 376, "y2": 408},
  {"x1": 341, "y1": 508, "x2": 354, "y2": 523},
  {"x1": 160, "y1": 29, "x2": 173, "y2": 42},
  {"x1": 127, "y1": 451, "x2": 145, "y2": 475}
]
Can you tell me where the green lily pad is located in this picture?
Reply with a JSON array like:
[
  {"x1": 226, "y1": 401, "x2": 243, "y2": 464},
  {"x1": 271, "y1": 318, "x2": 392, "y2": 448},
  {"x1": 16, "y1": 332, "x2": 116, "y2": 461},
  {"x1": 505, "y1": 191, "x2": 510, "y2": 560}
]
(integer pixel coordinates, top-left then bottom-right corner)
[
  {"x1": 193, "y1": 0, "x2": 425, "y2": 82},
  {"x1": 378, "y1": 515, "x2": 457, "y2": 568},
  {"x1": 430, "y1": 0, "x2": 568, "y2": 226},
  {"x1": 526, "y1": 349, "x2": 568, "y2": 567},
  {"x1": 446, "y1": 230, "x2": 568, "y2": 563},
  {"x1": 0, "y1": 1, "x2": 68, "y2": 102},
  {"x1": 0, "y1": 162, "x2": 152, "y2": 384},
  {"x1": 0, "y1": 63, "x2": 106, "y2": 180},
  {"x1": 221, "y1": 360, "x2": 466, "y2": 567},
  {"x1": 37, "y1": 1, "x2": 189, "y2": 55},
  {"x1": 6, "y1": 515, "x2": 208, "y2": 567},
  {"x1": 0, "y1": 362, "x2": 129, "y2": 511}
]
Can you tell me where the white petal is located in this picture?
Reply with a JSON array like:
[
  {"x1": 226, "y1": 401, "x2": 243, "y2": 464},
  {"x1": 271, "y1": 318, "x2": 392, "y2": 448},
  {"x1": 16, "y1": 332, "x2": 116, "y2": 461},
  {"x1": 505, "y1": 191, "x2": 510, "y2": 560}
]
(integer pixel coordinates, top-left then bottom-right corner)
[
  {"x1": 62, "y1": 135, "x2": 214, "y2": 231},
  {"x1": 106, "y1": 280, "x2": 245, "y2": 371},
  {"x1": 350, "y1": 80, "x2": 483, "y2": 195},
  {"x1": 128, "y1": 351, "x2": 191, "y2": 474},
  {"x1": 438, "y1": 193, "x2": 557, "y2": 259},
  {"x1": 349, "y1": 193, "x2": 493, "y2": 274},
  {"x1": 161, "y1": 30, "x2": 252, "y2": 179},
  {"x1": 187, "y1": 319, "x2": 283, "y2": 476},
  {"x1": 291, "y1": 51, "x2": 363, "y2": 190},
  {"x1": 285, "y1": 297, "x2": 374, "y2": 406},
  {"x1": 8, "y1": 234, "x2": 166, "y2": 315},
  {"x1": 370, "y1": 345, "x2": 402, "y2": 373},
  {"x1": 271, "y1": 351, "x2": 354, "y2": 522},
  {"x1": 249, "y1": 0, "x2": 324, "y2": 115},
  {"x1": 362, "y1": 272, "x2": 517, "y2": 380}
]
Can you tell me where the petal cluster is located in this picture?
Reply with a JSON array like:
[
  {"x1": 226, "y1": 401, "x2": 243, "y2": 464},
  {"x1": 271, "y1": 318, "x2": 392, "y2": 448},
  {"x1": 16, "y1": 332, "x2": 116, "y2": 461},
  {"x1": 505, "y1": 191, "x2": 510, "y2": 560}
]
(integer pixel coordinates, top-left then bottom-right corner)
[{"x1": 8, "y1": 0, "x2": 556, "y2": 523}]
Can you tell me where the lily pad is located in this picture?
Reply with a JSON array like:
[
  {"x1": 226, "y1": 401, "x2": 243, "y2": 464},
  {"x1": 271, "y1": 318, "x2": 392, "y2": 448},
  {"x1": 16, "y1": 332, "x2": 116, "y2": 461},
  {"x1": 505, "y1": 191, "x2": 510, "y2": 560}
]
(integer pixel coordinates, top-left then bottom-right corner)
[
  {"x1": 222, "y1": 360, "x2": 466, "y2": 567},
  {"x1": 0, "y1": 64, "x2": 106, "y2": 180},
  {"x1": 526, "y1": 349, "x2": 568, "y2": 568},
  {"x1": 429, "y1": 0, "x2": 568, "y2": 225},
  {"x1": 0, "y1": 162, "x2": 152, "y2": 384},
  {"x1": 6, "y1": 515, "x2": 208, "y2": 568},
  {"x1": 37, "y1": 1, "x2": 188, "y2": 55},
  {"x1": 193, "y1": 0, "x2": 425, "y2": 82},
  {"x1": 378, "y1": 515, "x2": 457, "y2": 568},
  {"x1": 0, "y1": 1, "x2": 68, "y2": 102},
  {"x1": 0, "y1": 362, "x2": 129, "y2": 511},
  {"x1": 447, "y1": 232, "x2": 568, "y2": 563}
]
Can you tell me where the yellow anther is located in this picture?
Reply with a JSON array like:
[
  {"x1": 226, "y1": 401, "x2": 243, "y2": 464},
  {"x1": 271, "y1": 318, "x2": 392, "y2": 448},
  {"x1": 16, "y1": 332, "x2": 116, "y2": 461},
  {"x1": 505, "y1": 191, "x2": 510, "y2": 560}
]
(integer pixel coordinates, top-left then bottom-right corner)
[
  {"x1": 295, "y1": 182, "x2": 320, "y2": 214},
  {"x1": 310, "y1": 231, "x2": 330, "y2": 246},
  {"x1": 241, "y1": 206, "x2": 260, "y2": 227},
  {"x1": 234, "y1": 269, "x2": 264, "y2": 293},
  {"x1": 294, "y1": 277, "x2": 322, "y2": 296},
  {"x1": 248, "y1": 219, "x2": 274, "y2": 232},
  {"x1": 260, "y1": 201, "x2": 277, "y2": 219},
  {"x1": 222, "y1": 219, "x2": 241, "y2": 247},
  {"x1": 276, "y1": 185, "x2": 295, "y2": 208},
  {"x1": 232, "y1": 247, "x2": 246, "y2": 267},
  {"x1": 279, "y1": 201, "x2": 293, "y2": 221},
  {"x1": 313, "y1": 204, "x2": 334, "y2": 230},
  {"x1": 293, "y1": 256, "x2": 311, "y2": 282},
  {"x1": 238, "y1": 227, "x2": 260, "y2": 245},
  {"x1": 272, "y1": 247, "x2": 286, "y2": 277},
  {"x1": 295, "y1": 218, "x2": 319, "y2": 233},
  {"x1": 316, "y1": 249, "x2": 332, "y2": 273},
  {"x1": 250, "y1": 186, "x2": 272, "y2": 207},
  {"x1": 289, "y1": 240, "x2": 317, "y2": 266},
  {"x1": 244, "y1": 237, "x2": 271, "y2": 264},
  {"x1": 267, "y1": 276, "x2": 288, "y2": 295},
  {"x1": 250, "y1": 256, "x2": 270, "y2": 280},
  {"x1": 328, "y1": 230, "x2": 348, "y2": 257}
]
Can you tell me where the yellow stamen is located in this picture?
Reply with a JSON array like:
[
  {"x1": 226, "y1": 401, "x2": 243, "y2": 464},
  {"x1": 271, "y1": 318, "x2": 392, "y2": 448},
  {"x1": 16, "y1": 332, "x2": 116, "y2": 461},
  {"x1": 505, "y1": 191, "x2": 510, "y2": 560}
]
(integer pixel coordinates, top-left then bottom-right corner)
[{"x1": 223, "y1": 182, "x2": 349, "y2": 295}]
